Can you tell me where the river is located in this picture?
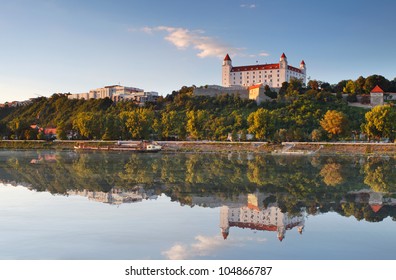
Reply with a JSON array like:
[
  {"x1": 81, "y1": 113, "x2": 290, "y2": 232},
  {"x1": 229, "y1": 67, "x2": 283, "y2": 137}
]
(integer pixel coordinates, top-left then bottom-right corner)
[{"x1": 0, "y1": 150, "x2": 395, "y2": 259}]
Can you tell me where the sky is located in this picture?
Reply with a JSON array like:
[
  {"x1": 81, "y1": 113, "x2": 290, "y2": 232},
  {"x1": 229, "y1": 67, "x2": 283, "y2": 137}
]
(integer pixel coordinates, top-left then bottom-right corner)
[{"x1": 1, "y1": 0, "x2": 395, "y2": 103}]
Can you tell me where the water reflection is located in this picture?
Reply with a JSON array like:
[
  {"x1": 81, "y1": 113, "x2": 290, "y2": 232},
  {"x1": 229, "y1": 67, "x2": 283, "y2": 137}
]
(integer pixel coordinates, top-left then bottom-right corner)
[
  {"x1": 220, "y1": 193, "x2": 305, "y2": 242},
  {"x1": 1, "y1": 151, "x2": 396, "y2": 230}
]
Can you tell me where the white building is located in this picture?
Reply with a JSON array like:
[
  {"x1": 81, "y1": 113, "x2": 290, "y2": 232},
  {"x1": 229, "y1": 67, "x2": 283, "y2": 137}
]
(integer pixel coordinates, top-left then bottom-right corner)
[
  {"x1": 220, "y1": 193, "x2": 305, "y2": 241},
  {"x1": 222, "y1": 53, "x2": 306, "y2": 89},
  {"x1": 68, "y1": 85, "x2": 158, "y2": 104}
]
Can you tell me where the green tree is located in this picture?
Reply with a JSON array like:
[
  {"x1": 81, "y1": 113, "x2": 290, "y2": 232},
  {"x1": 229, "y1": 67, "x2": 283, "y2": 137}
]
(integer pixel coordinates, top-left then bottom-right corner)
[
  {"x1": 247, "y1": 108, "x2": 275, "y2": 140},
  {"x1": 307, "y1": 80, "x2": 319, "y2": 91},
  {"x1": 160, "y1": 110, "x2": 187, "y2": 139},
  {"x1": 186, "y1": 110, "x2": 209, "y2": 140},
  {"x1": 362, "y1": 105, "x2": 396, "y2": 140},
  {"x1": 72, "y1": 112, "x2": 102, "y2": 139},
  {"x1": 122, "y1": 108, "x2": 155, "y2": 139},
  {"x1": 343, "y1": 80, "x2": 356, "y2": 94},
  {"x1": 355, "y1": 76, "x2": 366, "y2": 94},
  {"x1": 364, "y1": 75, "x2": 390, "y2": 93}
]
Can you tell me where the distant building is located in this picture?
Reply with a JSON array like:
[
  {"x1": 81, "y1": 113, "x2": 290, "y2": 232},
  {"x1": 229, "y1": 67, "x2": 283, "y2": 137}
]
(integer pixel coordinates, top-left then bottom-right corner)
[
  {"x1": 193, "y1": 85, "x2": 248, "y2": 99},
  {"x1": 193, "y1": 84, "x2": 271, "y2": 105},
  {"x1": 222, "y1": 53, "x2": 306, "y2": 89},
  {"x1": 248, "y1": 84, "x2": 271, "y2": 104},
  {"x1": 67, "y1": 187, "x2": 157, "y2": 205},
  {"x1": 370, "y1": 85, "x2": 384, "y2": 106},
  {"x1": 68, "y1": 85, "x2": 159, "y2": 105},
  {"x1": 0, "y1": 100, "x2": 32, "y2": 108}
]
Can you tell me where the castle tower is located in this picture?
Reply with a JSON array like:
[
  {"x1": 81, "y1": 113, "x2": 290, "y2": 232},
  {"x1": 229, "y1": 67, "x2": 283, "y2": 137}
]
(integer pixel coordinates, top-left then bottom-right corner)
[
  {"x1": 279, "y1": 53, "x2": 288, "y2": 69},
  {"x1": 220, "y1": 206, "x2": 230, "y2": 239},
  {"x1": 300, "y1": 60, "x2": 306, "y2": 84},
  {"x1": 279, "y1": 53, "x2": 288, "y2": 85},
  {"x1": 222, "y1": 54, "x2": 232, "y2": 87}
]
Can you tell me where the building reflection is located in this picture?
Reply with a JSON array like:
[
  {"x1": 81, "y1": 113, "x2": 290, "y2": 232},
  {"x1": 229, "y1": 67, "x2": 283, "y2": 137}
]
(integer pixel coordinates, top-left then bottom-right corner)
[
  {"x1": 67, "y1": 186, "x2": 157, "y2": 205},
  {"x1": 219, "y1": 193, "x2": 305, "y2": 241}
]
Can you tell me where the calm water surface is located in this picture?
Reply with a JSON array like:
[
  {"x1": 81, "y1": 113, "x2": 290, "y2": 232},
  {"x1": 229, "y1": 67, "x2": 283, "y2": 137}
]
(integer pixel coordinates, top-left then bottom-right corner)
[{"x1": 0, "y1": 150, "x2": 395, "y2": 260}]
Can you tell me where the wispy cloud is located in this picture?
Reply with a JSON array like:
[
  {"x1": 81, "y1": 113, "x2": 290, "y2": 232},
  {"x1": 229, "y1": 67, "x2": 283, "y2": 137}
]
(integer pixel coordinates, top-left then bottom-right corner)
[
  {"x1": 259, "y1": 51, "x2": 270, "y2": 57},
  {"x1": 140, "y1": 26, "x2": 243, "y2": 58},
  {"x1": 240, "y1": 4, "x2": 256, "y2": 9}
]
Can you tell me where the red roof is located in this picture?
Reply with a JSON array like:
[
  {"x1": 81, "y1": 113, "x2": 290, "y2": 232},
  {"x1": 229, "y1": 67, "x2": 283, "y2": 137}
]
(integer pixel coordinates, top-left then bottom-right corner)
[
  {"x1": 222, "y1": 231, "x2": 229, "y2": 240},
  {"x1": 370, "y1": 204, "x2": 383, "y2": 213},
  {"x1": 231, "y1": 63, "x2": 280, "y2": 72},
  {"x1": 300, "y1": 60, "x2": 305, "y2": 65},
  {"x1": 230, "y1": 63, "x2": 302, "y2": 74},
  {"x1": 44, "y1": 128, "x2": 57, "y2": 135},
  {"x1": 288, "y1": 65, "x2": 303, "y2": 73},
  {"x1": 229, "y1": 221, "x2": 277, "y2": 231},
  {"x1": 224, "y1": 54, "x2": 231, "y2": 61},
  {"x1": 248, "y1": 84, "x2": 263, "y2": 90},
  {"x1": 371, "y1": 85, "x2": 384, "y2": 93},
  {"x1": 281, "y1": 53, "x2": 286, "y2": 59}
]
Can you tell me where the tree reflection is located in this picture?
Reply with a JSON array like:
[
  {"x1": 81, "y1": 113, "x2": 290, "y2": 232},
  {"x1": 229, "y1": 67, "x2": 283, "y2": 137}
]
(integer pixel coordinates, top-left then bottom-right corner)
[
  {"x1": 320, "y1": 162, "x2": 344, "y2": 186},
  {"x1": 0, "y1": 151, "x2": 396, "y2": 223}
]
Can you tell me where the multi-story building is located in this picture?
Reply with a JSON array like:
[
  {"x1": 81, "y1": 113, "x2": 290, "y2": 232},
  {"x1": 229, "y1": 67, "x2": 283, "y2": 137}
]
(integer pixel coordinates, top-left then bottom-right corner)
[
  {"x1": 68, "y1": 85, "x2": 159, "y2": 105},
  {"x1": 220, "y1": 193, "x2": 305, "y2": 241},
  {"x1": 222, "y1": 53, "x2": 306, "y2": 89}
]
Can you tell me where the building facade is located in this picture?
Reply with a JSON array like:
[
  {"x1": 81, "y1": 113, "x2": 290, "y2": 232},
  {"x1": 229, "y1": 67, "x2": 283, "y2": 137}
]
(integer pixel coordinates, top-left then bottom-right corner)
[
  {"x1": 68, "y1": 85, "x2": 159, "y2": 105},
  {"x1": 220, "y1": 193, "x2": 305, "y2": 241},
  {"x1": 222, "y1": 53, "x2": 306, "y2": 89}
]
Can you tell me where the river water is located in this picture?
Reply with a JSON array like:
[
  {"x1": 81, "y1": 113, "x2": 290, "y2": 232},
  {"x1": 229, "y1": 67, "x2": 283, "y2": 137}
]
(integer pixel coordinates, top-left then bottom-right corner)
[{"x1": 0, "y1": 150, "x2": 395, "y2": 259}]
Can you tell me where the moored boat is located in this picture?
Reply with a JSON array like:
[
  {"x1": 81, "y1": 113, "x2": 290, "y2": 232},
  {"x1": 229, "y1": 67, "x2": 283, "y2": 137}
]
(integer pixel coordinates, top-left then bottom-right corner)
[{"x1": 74, "y1": 141, "x2": 162, "y2": 152}]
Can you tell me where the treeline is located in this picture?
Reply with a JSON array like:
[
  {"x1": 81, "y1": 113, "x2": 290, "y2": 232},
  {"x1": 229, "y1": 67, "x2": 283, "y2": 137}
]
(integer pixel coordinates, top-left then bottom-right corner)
[{"x1": 0, "y1": 77, "x2": 395, "y2": 141}]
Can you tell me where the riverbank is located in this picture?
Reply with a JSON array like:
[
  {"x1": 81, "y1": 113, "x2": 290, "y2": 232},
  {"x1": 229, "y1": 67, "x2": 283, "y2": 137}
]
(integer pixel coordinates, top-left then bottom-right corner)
[{"x1": 1, "y1": 140, "x2": 396, "y2": 155}]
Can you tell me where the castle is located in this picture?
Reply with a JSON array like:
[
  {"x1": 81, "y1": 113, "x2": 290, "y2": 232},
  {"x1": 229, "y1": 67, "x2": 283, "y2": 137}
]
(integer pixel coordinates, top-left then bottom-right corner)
[{"x1": 222, "y1": 53, "x2": 306, "y2": 88}]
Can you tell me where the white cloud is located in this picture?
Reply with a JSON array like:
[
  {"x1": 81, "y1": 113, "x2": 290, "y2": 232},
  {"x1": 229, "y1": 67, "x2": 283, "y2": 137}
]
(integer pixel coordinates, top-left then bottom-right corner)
[
  {"x1": 240, "y1": 4, "x2": 256, "y2": 8},
  {"x1": 135, "y1": 25, "x2": 269, "y2": 59},
  {"x1": 139, "y1": 25, "x2": 242, "y2": 58}
]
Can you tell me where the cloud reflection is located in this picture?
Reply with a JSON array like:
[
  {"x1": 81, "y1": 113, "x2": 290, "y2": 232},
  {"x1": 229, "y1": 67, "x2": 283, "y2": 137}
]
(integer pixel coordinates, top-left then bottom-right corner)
[{"x1": 162, "y1": 234, "x2": 267, "y2": 260}]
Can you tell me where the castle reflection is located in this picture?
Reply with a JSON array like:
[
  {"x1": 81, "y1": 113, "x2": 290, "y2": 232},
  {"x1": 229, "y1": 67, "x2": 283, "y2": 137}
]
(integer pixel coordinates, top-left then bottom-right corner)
[{"x1": 219, "y1": 193, "x2": 304, "y2": 241}]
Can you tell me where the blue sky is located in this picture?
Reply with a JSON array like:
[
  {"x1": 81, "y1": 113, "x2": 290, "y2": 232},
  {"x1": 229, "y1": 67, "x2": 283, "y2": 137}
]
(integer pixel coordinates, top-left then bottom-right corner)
[{"x1": 1, "y1": 0, "x2": 395, "y2": 102}]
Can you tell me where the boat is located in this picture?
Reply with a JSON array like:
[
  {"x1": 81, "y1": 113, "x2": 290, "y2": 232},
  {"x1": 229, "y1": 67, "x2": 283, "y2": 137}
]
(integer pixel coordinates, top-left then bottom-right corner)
[{"x1": 74, "y1": 141, "x2": 162, "y2": 153}]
